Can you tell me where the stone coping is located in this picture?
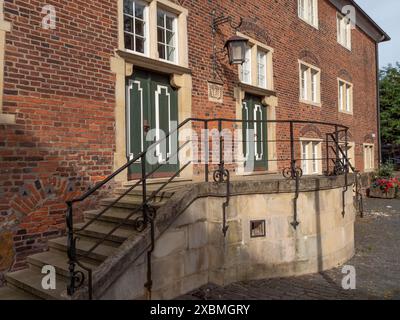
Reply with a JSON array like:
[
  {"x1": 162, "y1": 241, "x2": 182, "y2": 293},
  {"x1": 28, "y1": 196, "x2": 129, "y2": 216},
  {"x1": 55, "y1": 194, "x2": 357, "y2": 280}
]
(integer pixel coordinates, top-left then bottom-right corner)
[{"x1": 70, "y1": 173, "x2": 356, "y2": 299}]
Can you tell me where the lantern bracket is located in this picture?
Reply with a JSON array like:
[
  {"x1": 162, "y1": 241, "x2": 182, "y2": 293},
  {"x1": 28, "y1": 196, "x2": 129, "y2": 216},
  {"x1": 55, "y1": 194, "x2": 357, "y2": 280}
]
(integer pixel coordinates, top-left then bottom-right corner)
[{"x1": 211, "y1": 9, "x2": 244, "y2": 81}]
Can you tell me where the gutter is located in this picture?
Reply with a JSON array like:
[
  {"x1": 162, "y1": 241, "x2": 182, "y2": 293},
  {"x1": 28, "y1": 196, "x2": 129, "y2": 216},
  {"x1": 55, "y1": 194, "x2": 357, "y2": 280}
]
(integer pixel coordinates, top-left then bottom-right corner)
[{"x1": 376, "y1": 35, "x2": 386, "y2": 167}]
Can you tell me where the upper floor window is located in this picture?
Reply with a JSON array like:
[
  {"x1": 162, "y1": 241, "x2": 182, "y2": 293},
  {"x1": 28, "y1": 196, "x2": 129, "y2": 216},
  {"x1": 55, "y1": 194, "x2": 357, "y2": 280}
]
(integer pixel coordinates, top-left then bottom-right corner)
[
  {"x1": 157, "y1": 10, "x2": 177, "y2": 63},
  {"x1": 257, "y1": 50, "x2": 267, "y2": 88},
  {"x1": 298, "y1": 0, "x2": 318, "y2": 28},
  {"x1": 299, "y1": 61, "x2": 320, "y2": 105},
  {"x1": 337, "y1": 13, "x2": 351, "y2": 50},
  {"x1": 124, "y1": 0, "x2": 148, "y2": 54},
  {"x1": 238, "y1": 34, "x2": 274, "y2": 91},
  {"x1": 338, "y1": 79, "x2": 353, "y2": 113},
  {"x1": 240, "y1": 45, "x2": 252, "y2": 84}
]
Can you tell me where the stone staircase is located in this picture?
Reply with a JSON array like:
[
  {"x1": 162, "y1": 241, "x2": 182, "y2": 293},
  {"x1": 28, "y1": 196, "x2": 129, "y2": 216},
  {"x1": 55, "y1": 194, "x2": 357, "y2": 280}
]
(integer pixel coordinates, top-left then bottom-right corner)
[{"x1": 0, "y1": 178, "x2": 192, "y2": 300}]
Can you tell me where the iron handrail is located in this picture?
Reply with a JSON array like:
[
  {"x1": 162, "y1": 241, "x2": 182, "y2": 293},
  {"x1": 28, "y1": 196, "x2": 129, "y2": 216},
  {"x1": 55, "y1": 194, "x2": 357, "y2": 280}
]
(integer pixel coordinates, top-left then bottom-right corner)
[{"x1": 65, "y1": 117, "x2": 354, "y2": 300}]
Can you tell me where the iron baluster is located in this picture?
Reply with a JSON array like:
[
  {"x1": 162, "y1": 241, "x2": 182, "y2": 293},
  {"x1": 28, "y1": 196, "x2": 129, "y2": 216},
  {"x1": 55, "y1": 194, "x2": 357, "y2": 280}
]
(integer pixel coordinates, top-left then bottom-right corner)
[
  {"x1": 204, "y1": 121, "x2": 209, "y2": 182},
  {"x1": 291, "y1": 169, "x2": 301, "y2": 229}
]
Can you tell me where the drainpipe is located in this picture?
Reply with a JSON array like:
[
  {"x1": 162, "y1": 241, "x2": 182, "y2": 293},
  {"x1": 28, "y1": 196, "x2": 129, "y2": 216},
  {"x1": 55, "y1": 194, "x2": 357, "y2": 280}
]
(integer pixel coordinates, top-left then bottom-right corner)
[{"x1": 375, "y1": 38, "x2": 384, "y2": 167}]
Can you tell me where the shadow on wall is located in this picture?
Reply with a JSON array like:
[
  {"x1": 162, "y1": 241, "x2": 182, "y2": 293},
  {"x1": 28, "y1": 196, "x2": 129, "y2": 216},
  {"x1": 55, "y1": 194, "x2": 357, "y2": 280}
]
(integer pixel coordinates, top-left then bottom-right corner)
[{"x1": 0, "y1": 125, "x2": 116, "y2": 286}]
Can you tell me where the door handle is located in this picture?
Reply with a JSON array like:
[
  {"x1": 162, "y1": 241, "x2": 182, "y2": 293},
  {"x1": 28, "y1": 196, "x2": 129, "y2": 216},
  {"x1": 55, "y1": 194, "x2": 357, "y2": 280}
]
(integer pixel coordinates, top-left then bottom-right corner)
[{"x1": 143, "y1": 120, "x2": 150, "y2": 133}]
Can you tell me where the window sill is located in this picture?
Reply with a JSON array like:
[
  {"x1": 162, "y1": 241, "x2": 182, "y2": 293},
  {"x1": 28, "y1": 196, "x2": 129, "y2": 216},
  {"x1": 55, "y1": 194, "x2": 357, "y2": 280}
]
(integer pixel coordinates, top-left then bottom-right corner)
[
  {"x1": 337, "y1": 42, "x2": 352, "y2": 52},
  {"x1": 0, "y1": 113, "x2": 16, "y2": 125},
  {"x1": 298, "y1": 16, "x2": 319, "y2": 30},
  {"x1": 116, "y1": 49, "x2": 191, "y2": 75},
  {"x1": 299, "y1": 99, "x2": 321, "y2": 108},
  {"x1": 339, "y1": 110, "x2": 353, "y2": 115},
  {"x1": 239, "y1": 82, "x2": 277, "y2": 98}
]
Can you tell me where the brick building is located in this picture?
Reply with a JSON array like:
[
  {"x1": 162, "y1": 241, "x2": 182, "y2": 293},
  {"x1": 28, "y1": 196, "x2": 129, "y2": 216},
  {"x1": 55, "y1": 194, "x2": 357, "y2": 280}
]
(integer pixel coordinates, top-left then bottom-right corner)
[{"x1": 0, "y1": 0, "x2": 389, "y2": 298}]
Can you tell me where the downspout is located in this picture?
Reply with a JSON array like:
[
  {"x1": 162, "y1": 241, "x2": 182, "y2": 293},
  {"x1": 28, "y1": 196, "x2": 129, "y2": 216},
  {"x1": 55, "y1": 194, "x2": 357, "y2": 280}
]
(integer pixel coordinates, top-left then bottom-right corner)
[{"x1": 375, "y1": 37, "x2": 384, "y2": 167}]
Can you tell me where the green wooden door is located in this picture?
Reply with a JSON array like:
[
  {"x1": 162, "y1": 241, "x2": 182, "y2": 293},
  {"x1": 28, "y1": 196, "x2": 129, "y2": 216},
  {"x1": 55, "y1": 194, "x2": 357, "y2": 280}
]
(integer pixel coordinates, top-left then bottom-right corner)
[
  {"x1": 242, "y1": 94, "x2": 268, "y2": 170},
  {"x1": 126, "y1": 70, "x2": 179, "y2": 178}
]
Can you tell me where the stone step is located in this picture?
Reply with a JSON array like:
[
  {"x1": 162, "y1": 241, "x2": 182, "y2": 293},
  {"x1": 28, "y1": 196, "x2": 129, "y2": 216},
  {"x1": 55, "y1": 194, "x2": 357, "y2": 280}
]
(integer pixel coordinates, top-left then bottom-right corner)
[
  {"x1": 48, "y1": 236, "x2": 117, "y2": 262},
  {"x1": 123, "y1": 177, "x2": 192, "y2": 188},
  {"x1": 0, "y1": 286, "x2": 39, "y2": 300},
  {"x1": 5, "y1": 269, "x2": 66, "y2": 300},
  {"x1": 27, "y1": 251, "x2": 99, "y2": 279},
  {"x1": 75, "y1": 221, "x2": 137, "y2": 244},
  {"x1": 114, "y1": 187, "x2": 175, "y2": 202},
  {"x1": 100, "y1": 197, "x2": 166, "y2": 210},
  {"x1": 84, "y1": 208, "x2": 142, "y2": 226}
]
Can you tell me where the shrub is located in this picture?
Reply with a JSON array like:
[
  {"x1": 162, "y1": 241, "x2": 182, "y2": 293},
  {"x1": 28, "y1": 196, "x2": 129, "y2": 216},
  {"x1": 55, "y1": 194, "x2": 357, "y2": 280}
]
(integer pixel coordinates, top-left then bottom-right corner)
[{"x1": 374, "y1": 161, "x2": 395, "y2": 179}]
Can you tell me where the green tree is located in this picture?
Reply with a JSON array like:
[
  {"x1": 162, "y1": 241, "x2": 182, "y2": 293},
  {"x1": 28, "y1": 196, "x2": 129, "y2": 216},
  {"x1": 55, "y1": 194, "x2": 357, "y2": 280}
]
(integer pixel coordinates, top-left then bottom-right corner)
[{"x1": 380, "y1": 62, "x2": 400, "y2": 145}]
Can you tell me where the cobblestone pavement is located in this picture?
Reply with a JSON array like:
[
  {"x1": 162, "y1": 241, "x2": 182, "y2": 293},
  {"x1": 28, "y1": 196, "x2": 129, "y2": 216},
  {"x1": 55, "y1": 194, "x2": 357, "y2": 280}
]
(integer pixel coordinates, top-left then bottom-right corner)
[{"x1": 179, "y1": 198, "x2": 400, "y2": 300}]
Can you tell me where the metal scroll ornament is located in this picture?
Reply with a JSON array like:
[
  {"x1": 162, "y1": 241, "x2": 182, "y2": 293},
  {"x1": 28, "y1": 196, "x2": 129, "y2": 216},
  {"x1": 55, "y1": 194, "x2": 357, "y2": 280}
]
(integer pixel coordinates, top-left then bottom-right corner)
[{"x1": 282, "y1": 167, "x2": 303, "y2": 179}]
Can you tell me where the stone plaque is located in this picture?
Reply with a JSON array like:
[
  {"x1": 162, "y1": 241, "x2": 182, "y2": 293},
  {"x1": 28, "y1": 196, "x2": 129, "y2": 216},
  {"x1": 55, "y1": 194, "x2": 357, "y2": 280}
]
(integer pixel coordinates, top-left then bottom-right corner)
[{"x1": 208, "y1": 82, "x2": 223, "y2": 103}]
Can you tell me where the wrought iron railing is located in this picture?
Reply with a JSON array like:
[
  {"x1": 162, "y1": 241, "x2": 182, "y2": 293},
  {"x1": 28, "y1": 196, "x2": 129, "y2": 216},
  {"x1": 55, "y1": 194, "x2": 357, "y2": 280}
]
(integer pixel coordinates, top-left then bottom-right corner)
[{"x1": 65, "y1": 117, "x2": 362, "y2": 299}]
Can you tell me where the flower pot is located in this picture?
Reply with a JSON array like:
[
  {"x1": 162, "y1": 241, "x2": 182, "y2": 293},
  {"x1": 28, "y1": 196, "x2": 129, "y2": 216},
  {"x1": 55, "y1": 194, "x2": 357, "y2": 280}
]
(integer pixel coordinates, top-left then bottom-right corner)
[{"x1": 368, "y1": 187, "x2": 396, "y2": 199}]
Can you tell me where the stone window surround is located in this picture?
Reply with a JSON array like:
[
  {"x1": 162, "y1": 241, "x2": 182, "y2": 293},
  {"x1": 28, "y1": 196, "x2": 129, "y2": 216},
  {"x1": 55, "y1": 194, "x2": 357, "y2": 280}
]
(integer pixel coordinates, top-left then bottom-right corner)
[
  {"x1": 298, "y1": 59, "x2": 321, "y2": 107},
  {"x1": 363, "y1": 143, "x2": 375, "y2": 172},
  {"x1": 0, "y1": 0, "x2": 15, "y2": 124},
  {"x1": 113, "y1": 0, "x2": 192, "y2": 182},
  {"x1": 299, "y1": 137, "x2": 323, "y2": 175},
  {"x1": 337, "y1": 77, "x2": 353, "y2": 115},
  {"x1": 120, "y1": 0, "x2": 188, "y2": 68},
  {"x1": 298, "y1": 0, "x2": 319, "y2": 29},
  {"x1": 236, "y1": 32, "x2": 275, "y2": 92}
]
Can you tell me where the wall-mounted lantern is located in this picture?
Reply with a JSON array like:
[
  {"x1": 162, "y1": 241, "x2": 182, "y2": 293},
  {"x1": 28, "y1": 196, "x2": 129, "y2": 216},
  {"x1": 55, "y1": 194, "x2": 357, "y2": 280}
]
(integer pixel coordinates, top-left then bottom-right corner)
[
  {"x1": 224, "y1": 35, "x2": 249, "y2": 65},
  {"x1": 211, "y1": 10, "x2": 247, "y2": 80}
]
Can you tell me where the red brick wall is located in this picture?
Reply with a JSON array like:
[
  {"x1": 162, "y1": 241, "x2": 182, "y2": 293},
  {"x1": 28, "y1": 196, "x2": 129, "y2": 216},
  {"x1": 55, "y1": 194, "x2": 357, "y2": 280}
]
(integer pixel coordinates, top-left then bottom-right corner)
[
  {"x1": 0, "y1": 0, "x2": 379, "y2": 282},
  {"x1": 0, "y1": 0, "x2": 118, "y2": 283}
]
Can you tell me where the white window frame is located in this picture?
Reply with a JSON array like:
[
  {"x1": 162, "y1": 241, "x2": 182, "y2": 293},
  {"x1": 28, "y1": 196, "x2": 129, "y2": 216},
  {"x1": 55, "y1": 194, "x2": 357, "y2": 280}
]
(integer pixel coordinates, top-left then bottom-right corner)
[
  {"x1": 123, "y1": 0, "x2": 149, "y2": 56},
  {"x1": 301, "y1": 139, "x2": 322, "y2": 175},
  {"x1": 363, "y1": 143, "x2": 375, "y2": 171},
  {"x1": 237, "y1": 32, "x2": 274, "y2": 91},
  {"x1": 338, "y1": 78, "x2": 353, "y2": 114},
  {"x1": 240, "y1": 45, "x2": 252, "y2": 85},
  {"x1": 157, "y1": 9, "x2": 178, "y2": 63},
  {"x1": 299, "y1": 61, "x2": 321, "y2": 106},
  {"x1": 337, "y1": 13, "x2": 351, "y2": 50},
  {"x1": 257, "y1": 49, "x2": 268, "y2": 89},
  {"x1": 298, "y1": 0, "x2": 319, "y2": 29}
]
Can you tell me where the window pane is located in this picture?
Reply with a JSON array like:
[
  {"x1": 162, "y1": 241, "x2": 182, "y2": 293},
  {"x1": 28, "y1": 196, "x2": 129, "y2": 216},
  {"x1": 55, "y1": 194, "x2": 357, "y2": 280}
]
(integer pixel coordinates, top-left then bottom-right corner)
[
  {"x1": 311, "y1": 70, "x2": 318, "y2": 102},
  {"x1": 124, "y1": 0, "x2": 133, "y2": 15},
  {"x1": 302, "y1": 142, "x2": 308, "y2": 173},
  {"x1": 157, "y1": 11, "x2": 164, "y2": 27},
  {"x1": 124, "y1": 34, "x2": 134, "y2": 50},
  {"x1": 135, "y1": 19, "x2": 145, "y2": 36},
  {"x1": 157, "y1": 27, "x2": 165, "y2": 43},
  {"x1": 339, "y1": 82, "x2": 344, "y2": 110},
  {"x1": 135, "y1": 3, "x2": 145, "y2": 19},
  {"x1": 158, "y1": 43, "x2": 165, "y2": 59},
  {"x1": 166, "y1": 15, "x2": 174, "y2": 31},
  {"x1": 312, "y1": 142, "x2": 318, "y2": 173},
  {"x1": 299, "y1": 0, "x2": 305, "y2": 19},
  {"x1": 346, "y1": 85, "x2": 351, "y2": 111},
  {"x1": 135, "y1": 37, "x2": 145, "y2": 53},
  {"x1": 124, "y1": 16, "x2": 133, "y2": 33},
  {"x1": 166, "y1": 30, "x2": 174, "y2": 46},
  {"x1": 301, "y1": 66, "x2": 308, "y2": 100},
  {"x1": 167, "y1": 46, "x2": 175, "y2": 62}
]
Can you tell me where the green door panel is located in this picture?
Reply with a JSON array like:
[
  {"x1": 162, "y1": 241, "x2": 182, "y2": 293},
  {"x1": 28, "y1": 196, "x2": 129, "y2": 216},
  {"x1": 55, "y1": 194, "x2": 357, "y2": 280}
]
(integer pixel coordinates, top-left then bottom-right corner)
[
  {"x1": 242, "y1": 94, "x2": 268, "y2": 170},
  {"x1": 126, "y1": 70, "x2": 179, "y2": 177}
]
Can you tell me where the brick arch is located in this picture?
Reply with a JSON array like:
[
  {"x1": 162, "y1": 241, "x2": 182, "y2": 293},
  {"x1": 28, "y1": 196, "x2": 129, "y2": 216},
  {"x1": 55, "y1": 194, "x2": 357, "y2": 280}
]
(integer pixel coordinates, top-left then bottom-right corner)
[
  {"x1": 238, "y1": 18, "x2": 273, "y2": 46},
  {"x1": 299, "y1": 49, "x2": 320, "y2": 66},
  {"x1": 338, "y1": 69, "x2": 353, "y2": 82},
  {"x1": 363, "y1": 133, "x2": 375, "y2": 144},
  {"x1": 338, "y1": 130, "x2": 354, "y2": 141},
  {"x1": 299, "y1": 124, "x2": 323, "y2": 139}
]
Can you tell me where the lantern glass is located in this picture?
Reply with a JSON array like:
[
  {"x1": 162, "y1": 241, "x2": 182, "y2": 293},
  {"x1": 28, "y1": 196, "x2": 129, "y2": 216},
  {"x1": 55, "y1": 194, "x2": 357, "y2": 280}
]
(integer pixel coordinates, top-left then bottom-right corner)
[{"x1": 225, "y1": 36, "x2": 248, "y2": 65}]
